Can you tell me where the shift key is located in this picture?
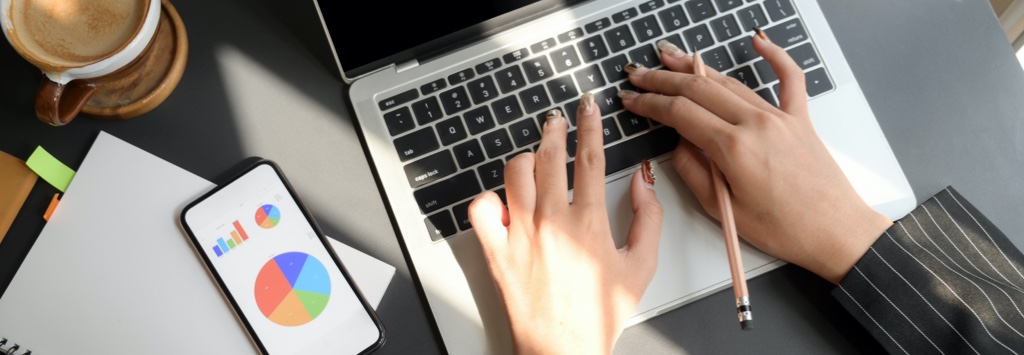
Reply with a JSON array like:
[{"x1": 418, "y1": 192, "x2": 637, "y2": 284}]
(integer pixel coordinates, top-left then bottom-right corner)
[
  {"x1": 414, "y1": 171, "x2": 482, "y2": 214},
  {"x1": 404, "y1": 151, "x2": 458, "y2": 188}
]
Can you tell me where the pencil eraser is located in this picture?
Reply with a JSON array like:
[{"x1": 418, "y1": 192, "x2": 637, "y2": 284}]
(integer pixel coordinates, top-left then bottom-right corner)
[{"x1": 740, "y1": 319, "x2": 753, "y2": 331}]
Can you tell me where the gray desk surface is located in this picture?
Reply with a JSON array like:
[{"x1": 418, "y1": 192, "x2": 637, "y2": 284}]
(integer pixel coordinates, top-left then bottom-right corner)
[{"x1": 2, "y1": 0, "x2": 1022, "y2": 353}]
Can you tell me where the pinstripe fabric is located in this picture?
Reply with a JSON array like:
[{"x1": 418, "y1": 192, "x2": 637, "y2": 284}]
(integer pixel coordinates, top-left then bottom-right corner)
[{"x1": 833, "y1": 186, "x2": 1024, "y2": 354}]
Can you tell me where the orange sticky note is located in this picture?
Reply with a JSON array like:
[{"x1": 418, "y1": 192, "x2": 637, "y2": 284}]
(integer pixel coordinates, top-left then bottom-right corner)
[{"x1": 0, "y1": 151, "x2": 39, "y2": 243}]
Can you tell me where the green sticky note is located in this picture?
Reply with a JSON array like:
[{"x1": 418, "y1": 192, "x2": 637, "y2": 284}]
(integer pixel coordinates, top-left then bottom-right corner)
[{"x1": 26, "y1": 146, "x2": 76, "y2": 192}]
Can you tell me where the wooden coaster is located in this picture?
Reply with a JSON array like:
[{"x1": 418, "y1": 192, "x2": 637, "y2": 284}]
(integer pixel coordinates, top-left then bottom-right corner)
[{"x1": 81, "y1": 0, "x2": 188, "y2": 120}]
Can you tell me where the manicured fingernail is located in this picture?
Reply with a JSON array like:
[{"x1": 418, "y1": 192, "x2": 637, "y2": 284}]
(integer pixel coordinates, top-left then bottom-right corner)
[
  {"x1": 753, "y1": 26, "x2": 769, "y2": 41},
  {"x1": 544, "y1": 108, "x2": 564, "y2": 126},
  {"x1": 617, "y1": 89, "x2": 638, "y2": 100},
  {"x1": 624, "y1": 62, "x2": 649, "y2": 76},
  {"x1": 580, "y1": 92, "x2": 595, "y2": 115},
  {"x1": 641, "y1": 159, "x2": 656, "y2": 189},
  {"x1": 656, "y1": 40, "x2": 686, "y2": 58}
]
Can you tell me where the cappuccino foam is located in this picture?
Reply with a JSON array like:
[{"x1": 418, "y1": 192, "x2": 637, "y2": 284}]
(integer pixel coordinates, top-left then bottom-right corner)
[{"x1": 10, "y1": 0, "x2": 146, "y2": 68}]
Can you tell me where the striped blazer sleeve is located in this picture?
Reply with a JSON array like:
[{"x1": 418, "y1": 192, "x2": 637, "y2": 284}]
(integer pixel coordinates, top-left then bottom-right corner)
[{"x1": 833, "y1": 186, "x2": 1024, "y2": 354}]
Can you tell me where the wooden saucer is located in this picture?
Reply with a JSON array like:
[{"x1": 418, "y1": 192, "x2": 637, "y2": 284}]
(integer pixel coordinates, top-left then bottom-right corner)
[{"x1": 81, "y1": 0, "x2": 187, "y2": 120}]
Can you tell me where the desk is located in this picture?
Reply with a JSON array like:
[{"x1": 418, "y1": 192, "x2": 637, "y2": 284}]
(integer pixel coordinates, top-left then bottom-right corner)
[{"x1": 2, "y1": 0, "x2": 1022, "y2": 353}]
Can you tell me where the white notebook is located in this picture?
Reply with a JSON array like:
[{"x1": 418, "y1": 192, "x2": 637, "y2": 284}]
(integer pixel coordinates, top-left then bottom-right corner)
[{"x1": 0, "y1": 131, "x2": 394, "y2": 355}]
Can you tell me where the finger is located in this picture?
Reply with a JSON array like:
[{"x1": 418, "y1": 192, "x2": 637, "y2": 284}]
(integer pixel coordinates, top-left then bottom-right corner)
[
  {"x1": 504, "y1": 153, "x2": 537, "y2": 225},
  {"x1": 671, "y1": 140, "x2": 718, "y2": 219},
  {"x1": 619, "y1": 90, "x2": 732, "y2": 152},
  {"x1": 752, "y1": 28, "x2": 807, "y2": 116},
  {"x1": 656, "y1": 39, "x2": 778, "y2": 113},
  {"x1": 571, "y1": 92, "x2": 606, "y2": 208},
  {"x1": 620, "y1": 166, "x2": 663, "y2": 283},
  {"x1": 625, "y1": 62, "x2": 759, "y2": 125},
  {"x1": 534, "y1": 109, "x2": 570, "y2": 215},
  {"x1": 468, "y1": 191, "x2": 510, "y2": 264}
]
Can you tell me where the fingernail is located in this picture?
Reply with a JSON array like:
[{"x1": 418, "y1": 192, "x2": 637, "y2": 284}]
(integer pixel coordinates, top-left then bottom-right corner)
[
  {"x1": 752, "y1": 26, "x2": 769, "y2": 42},
  {"x1": 544, "y1": 108, "x2": 564, "y2": 126},
  {"x1": 580, "y1": 92, "x2": 595, "y2": 115},
  {"x1": 617, "y1": 89, "x2": 638, "y2": 100},
  {"x1": 656, "y1": 40, "x2": 686, "y2": 58},
  {"x1": 641, "y1": 159, "x2": 656, "y2": 189},
  {"x1": 624, "y1": 62, "x2": 649, "y2": 76}
]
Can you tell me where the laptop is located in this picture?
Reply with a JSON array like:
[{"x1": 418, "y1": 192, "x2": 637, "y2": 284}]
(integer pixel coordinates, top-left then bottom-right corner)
[{"x1": 314, "y1": 0, "x2": 917, "y2": 353}]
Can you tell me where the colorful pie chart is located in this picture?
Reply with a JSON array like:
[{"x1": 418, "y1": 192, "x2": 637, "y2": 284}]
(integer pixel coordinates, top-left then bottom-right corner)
[
  {"x1": 254, "y1": 252, "x2": 331, "y2": 326},
  {"x1": 255, "y1": 204, "x2": 281, "y2": 229}
]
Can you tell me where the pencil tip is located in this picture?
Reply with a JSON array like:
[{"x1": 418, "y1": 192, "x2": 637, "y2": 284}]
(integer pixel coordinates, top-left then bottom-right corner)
[{"x1": 741, "y1": 319, "x2": 753, "y2": 331}]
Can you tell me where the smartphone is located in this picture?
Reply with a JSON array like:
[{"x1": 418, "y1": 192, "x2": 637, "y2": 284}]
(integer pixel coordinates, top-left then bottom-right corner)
[{"x1": 180, "y1": 160, "x2": 385, "y2": 354}]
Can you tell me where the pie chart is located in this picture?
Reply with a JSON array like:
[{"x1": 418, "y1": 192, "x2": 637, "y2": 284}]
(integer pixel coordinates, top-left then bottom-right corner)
[
  {"x1": 254, "y1": 252, "x2": 331, "y2": 326},
  {"x1": 255, "y1": 204, "x2": 281, "y2": 229}
]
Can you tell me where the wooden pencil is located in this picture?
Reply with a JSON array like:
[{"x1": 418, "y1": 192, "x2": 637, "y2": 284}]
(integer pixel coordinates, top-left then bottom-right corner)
[{"x1": 692, "y1": 48, "x2": 752, "y2": 331}]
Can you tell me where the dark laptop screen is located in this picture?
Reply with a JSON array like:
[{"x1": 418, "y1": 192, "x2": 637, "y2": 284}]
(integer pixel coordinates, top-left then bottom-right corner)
[{"x1": 316, "y1": 0, "x2": 581, "y2": 80}]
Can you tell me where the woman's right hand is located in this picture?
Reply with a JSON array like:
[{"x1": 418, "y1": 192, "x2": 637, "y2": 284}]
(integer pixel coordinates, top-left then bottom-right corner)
[{"x1": 619, "y1": 33, "x2": 892, "y2": 284}]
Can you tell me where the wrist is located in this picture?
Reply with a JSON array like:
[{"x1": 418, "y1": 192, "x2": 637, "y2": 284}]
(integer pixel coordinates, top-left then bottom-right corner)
[{"x1": 809, "y1": 206, "x2": 892, "y2": 284}]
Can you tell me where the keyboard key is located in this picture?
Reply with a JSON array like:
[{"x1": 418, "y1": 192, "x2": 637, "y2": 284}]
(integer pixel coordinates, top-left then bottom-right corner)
[
  {"x1": 683, "y1": 24, "x2": 715, "y2": 51},
  {"x1": 420, "y1": 79, "x2": 447, "y2": 95},
  {"x1": 504, "y1": 48, "x2": 530, "y2": 64},
  {"x1": 509, "y1": 118, "x2": 542, "y2": 148},
  {"x1": 753, "y1": 59, "x2": 777, "y2": 84},
  {"x1": 475, "y1": 58, "x2": 503, "y2": 74},
  {"x1": 493, "y1": 188, "x2": 508, "y2": 205},
  {"x1": 452, "y1": 200, "x2": 474, "y2": 231},
  {"x1": 685, "y1": 0, "x2": 716, "y2": 23},
  {"x1": 787, "y1": 42, "x2": 821, "y2": 69},
  {"x1": 658, "y1": 5, "x2": 690, "y2": 32},
  {"x1": 531, "y1": 38, "x2": 557, "y2": 54},
  {"x1": 728, "y1": 36, "x2": 759, "y2": 64},
  {"x1": 629, "y1": 44, "x2": 661, "y2": 70},
  {"x1": 379, "y1": 89, "x2": 418, "y2": 111},
  {"x1": 640, "y1": 0, "x2": 666, "y2": 13},
  {"x1": 612, "y1": 8, "x2": 639, "y2": 23},
  {"x1": 804, "y1": 67, "x2": 833, "y2": 97},
  {"x1": 439, "y1": 86, "x2": 471, "y2": 115},
  {"x1": 412, "y1": 96, "x2": 444, "y2": 125},
  {"x1": 714, "y1": 0, "x2": 742, "y2": 12},
  {"x1": 448, "y1": 68, "x2": 474, "y2": 85},
  {"x1": 566, "y1": 130, "x2": 579, "y2": 157},
  {"x1": 594, "y1": 86, "x2": 624, "y2": 114},
  {"x1": 481, "y1": 128, "x2": 514, "y2": 158},
  {"x1": 522, "y1": 56, "x2": 555, "y2": 83},
  {"x1": 736, "y1": 4, "x2": 769, "y2": 30},
  {"x1": 546, "y1": 75, "x2": 580, "y2": 104},
  {"x1": 575, "y1": 64, "x2": 607, "y2": 93},
  {"x1": 631, "y1": 15, "x2": 663, "y2": 43},
  {"x1": 725, "y1": 65, "x2": 758, "y2": 89},
  {"x1": 603, "y1": 126, "x2": 679, "y2": 176},
  {"x1": 467, "y1": 76, "x2": 499, "y2": 105},
  {"x1": 558, "y1": 27, "x2": 585, "y2": 43},
  {"x1": 578, "y1": 35, "x2": 610, "y2": 62},
  {"x1": 495, "y1": 65, "x2": 527, "y2": 93},
  {"x1": 585, "y1": 17, "x2": 612, "y2": 33},
  {"x1": 436, "y1": 116, "x2": 468, "y2": 146},
  {"x1": 764, "y1": 18, "x2": 807, "y2": 48},
  {"x1": 601, "y1": 54, "x2": 630, "y2": 84},
  {"x1": 701, "y1": 46, "x2": 734, "y2": 72},
  {"x1": 478, "y1": 160, "x2": 505, "y2": 189},
  {"x1": 763, "y1": 0, "x2": 796, "y2": 22},
  {"x1": 463, "y1": 106, "x2": 496, "y2": 135},
  {"x1": 551, "y1": 46, "x2": 583, "y2": 73},
  {"x1": 453, "y1": 139, "x2": 486, "y2": 169},
  {"x1": 710, "y1": 14, "x2": 742, "y2": 42},
  {"x1": 492, "y1": 96, "x2": 524, "y2": 124},
  {"x1": 425, "y1": 210, "x2": 458, "y2": 241},
  {"x1": 394, "y1": 127, "x2": 439, "y2": 162},
  {"x1": 404, "y1": 151, "x2": 458, "y2": 188},
  {"x1": 617, "y1": 111, "x2": 651, "y2": 136},
  {"x1": 601, "y1": 117, "x2": 623, "y2": 145},
  {"x1": 414, "y1": 171, "x2": 481, "y2": 214},
  {"x1": 755, "y1": 88, "x2": 777, "y2": 107},
  {"x1": 519, "y1": 85, "x2": 552, "y2": 114},
  {"x1": 604, "y1": 25, "x2": 637, "y2": 53},
  {"x1": 383, "y1": 106, "x2": 415, "y2": 136},
  {"x1": 565, "y1": 100, "x2": 582, "y2": 126}
]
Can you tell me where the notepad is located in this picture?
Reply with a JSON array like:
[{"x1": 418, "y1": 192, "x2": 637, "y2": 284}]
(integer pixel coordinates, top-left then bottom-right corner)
[{"x1": 0, "y1": 131, "x2": 394, "y2": 354}]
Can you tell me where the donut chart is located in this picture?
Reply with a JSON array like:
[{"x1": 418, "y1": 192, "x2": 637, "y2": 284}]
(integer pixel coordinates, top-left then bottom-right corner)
[
  {"x1": 255, "y1": 204, "x2": 281, "y2": 229},
  {"x1": 254, "y1": 252, "x2": 331, "y2": 326}
]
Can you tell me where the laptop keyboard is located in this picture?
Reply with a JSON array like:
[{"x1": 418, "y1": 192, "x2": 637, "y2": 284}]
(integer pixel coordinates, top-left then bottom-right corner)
[{"x1": 377, "y1": 0, "x2": 834, "y2": 241}]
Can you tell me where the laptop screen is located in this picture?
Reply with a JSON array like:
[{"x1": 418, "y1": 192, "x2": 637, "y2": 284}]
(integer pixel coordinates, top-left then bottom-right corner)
[{"x1": 316, "y1": 0, "x2": 583, "y2": 81}]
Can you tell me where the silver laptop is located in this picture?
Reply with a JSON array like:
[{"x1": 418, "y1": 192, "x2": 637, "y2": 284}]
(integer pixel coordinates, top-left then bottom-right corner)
[{"x1": 314, "y1": 0, "x2": 916, "y2": 353}]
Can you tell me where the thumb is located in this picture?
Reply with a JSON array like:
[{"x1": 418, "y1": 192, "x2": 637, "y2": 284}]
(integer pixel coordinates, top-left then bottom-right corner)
[
  {"x1": 621, "y1": 164, "x2": 663, "y2": 279},
  {"x1": 469, "y1": 191, "x2": 510, "y2": 258}
]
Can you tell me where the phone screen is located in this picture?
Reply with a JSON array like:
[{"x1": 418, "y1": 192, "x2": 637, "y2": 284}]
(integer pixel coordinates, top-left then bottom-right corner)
[{"x1": 181, "y1": 162, "x2": 383, "y2": 354}]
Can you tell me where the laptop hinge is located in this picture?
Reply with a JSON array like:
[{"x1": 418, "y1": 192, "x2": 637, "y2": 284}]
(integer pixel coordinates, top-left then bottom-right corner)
[{"x1": 394, "y1": 59, "x2": 420, "y2": 74}]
